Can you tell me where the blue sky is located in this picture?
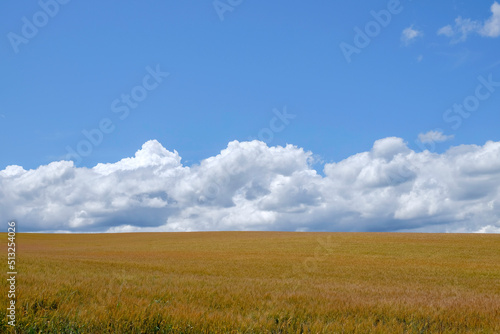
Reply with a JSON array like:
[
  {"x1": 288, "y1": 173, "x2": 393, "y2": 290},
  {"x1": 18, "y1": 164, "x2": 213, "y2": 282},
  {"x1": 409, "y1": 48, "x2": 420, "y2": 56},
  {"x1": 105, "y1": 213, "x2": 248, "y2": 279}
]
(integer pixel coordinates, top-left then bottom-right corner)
[
  {"x1": 2, "y1": 0, "x2": 499, "y2": 169},
  {"x1": 1, "y1": 1, "x2": 500, "y2": 233}
]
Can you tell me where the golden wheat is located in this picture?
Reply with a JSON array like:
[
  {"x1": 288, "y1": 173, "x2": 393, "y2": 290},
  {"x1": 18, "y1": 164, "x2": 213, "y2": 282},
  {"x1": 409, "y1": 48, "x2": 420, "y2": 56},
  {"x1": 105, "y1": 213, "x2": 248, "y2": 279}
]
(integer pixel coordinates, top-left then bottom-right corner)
[{"x1": 0, "y1": 232, "x2": 499, "y2": 333}]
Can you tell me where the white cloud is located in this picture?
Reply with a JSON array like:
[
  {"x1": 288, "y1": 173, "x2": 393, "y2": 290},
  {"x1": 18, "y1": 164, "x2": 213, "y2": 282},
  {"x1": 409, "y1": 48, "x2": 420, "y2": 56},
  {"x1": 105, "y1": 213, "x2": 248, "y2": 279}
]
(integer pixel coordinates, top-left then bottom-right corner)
[
  {"x1": 437, "y1": 25, "x2": 454, "y2": 38},
  {"x1": 437, "y1": 17, "x2": 481, "y2": 43},
  {"x1": 401, "y1": 26, "x2": 423, "y2": 46},
  {"x1": 481, "y1": 1, "x2": 500, "y2": 37},
  {"x1": 475, "y1": 224, "x2": 500, "y2": 233},
  {"x1": 438, "y1": 2, "x2": 500, "y2": 42},
  {"x1": 1, "y1": 138, "x2": 500, "y2": 233},
  {"x1": 418, "y1": 130, "x2": 454, "y2": 144}
]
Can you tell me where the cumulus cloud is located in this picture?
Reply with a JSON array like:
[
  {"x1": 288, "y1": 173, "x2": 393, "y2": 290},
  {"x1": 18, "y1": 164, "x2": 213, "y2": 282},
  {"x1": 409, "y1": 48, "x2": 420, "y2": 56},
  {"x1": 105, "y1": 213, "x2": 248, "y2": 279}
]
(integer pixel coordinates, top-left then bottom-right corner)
[
  {"x1": 438, "y1": 2, "x2": 500, "y2": 42},
  {"x1": 1, "y1": 138, "x2": 500, "y2": 233},
  {"x1": 418, "y1": 130, "x2": 454, "y2": 144},
  {"x1": 401, "y1": 26, "x2": 423, "y2": 46}
]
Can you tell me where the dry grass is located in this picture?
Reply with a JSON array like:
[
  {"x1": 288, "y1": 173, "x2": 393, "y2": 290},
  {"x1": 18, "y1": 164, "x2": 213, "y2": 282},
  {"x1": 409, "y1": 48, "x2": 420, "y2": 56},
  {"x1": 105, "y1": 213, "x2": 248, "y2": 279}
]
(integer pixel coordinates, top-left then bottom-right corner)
[{"x1": 1, "y1": 232, "x2": 499, "y2": 333}]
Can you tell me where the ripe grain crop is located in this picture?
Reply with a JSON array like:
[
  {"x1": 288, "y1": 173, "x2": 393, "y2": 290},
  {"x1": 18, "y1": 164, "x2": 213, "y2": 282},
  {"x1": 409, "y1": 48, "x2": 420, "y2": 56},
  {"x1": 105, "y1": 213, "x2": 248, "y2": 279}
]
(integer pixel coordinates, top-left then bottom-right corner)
[{"x1": 0, "y1": 232, "x2": 499, "y2": 333}]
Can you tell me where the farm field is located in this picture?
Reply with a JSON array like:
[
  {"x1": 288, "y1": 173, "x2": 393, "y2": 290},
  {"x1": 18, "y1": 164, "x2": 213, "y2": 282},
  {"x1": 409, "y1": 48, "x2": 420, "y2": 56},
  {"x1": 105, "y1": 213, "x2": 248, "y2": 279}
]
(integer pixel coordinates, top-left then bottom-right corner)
[{"x1": 1, "y1": 232, "x2": 499, "y2": 333}]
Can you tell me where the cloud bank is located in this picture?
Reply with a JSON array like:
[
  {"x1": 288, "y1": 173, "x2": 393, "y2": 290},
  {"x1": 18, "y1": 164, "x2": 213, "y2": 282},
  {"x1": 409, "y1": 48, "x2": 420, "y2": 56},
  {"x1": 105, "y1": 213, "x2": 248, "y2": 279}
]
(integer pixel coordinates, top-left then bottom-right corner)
[{"x1": 2, "y1": 138, "x2": 500, "y2": 233}]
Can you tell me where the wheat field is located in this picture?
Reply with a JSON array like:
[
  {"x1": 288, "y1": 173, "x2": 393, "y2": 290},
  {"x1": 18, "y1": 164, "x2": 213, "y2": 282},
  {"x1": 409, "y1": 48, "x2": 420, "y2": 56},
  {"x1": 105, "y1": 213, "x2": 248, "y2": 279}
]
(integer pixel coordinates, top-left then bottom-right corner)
[{"x1": 1, "y1": 232, "x2": 499, "y2": 333}]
